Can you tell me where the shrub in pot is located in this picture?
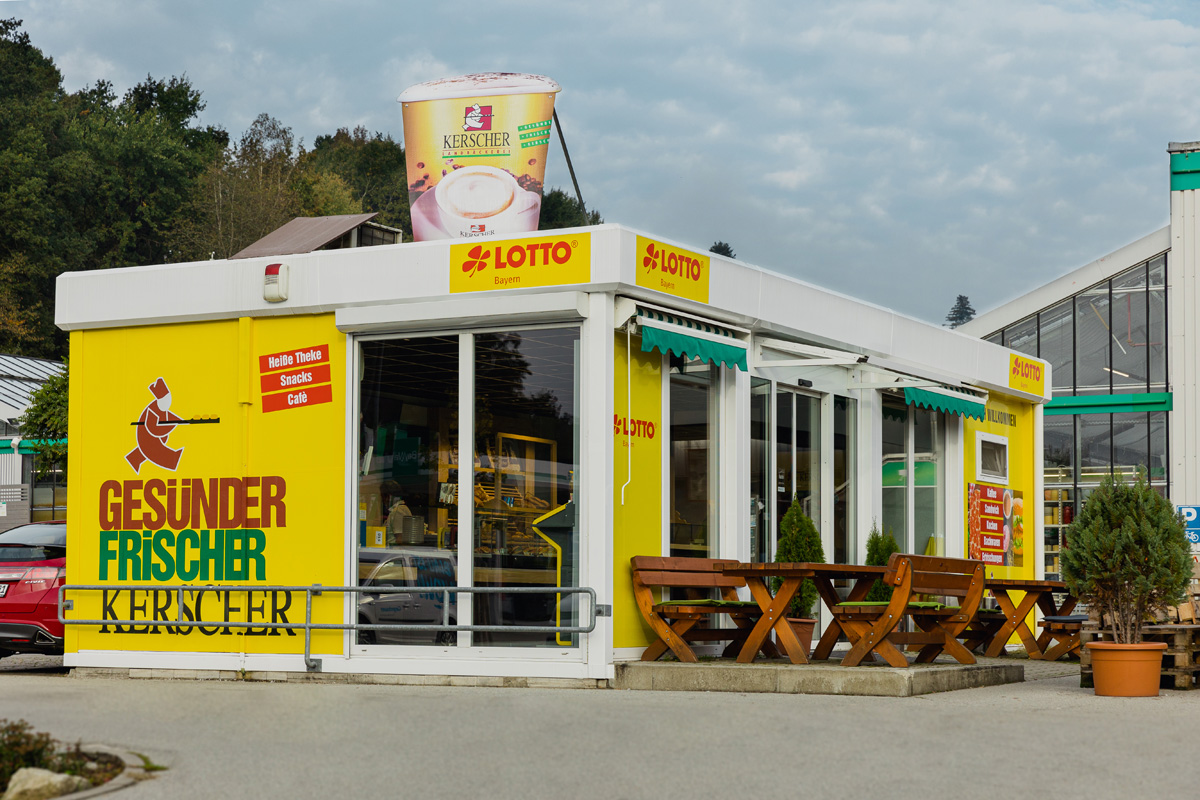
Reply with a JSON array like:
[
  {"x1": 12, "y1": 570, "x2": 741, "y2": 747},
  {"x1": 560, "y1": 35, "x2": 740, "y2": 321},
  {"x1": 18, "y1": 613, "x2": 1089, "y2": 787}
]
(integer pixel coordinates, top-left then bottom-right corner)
[
  {"x1": 864, "y1": 521, "x2": 900, "y2": 602},
  {"x1": 1060, "y1": 470, "x2": 1192, "y2": 696},
  {"x1": 770, "y1": 496, "x2": 825, "y2": 653}
]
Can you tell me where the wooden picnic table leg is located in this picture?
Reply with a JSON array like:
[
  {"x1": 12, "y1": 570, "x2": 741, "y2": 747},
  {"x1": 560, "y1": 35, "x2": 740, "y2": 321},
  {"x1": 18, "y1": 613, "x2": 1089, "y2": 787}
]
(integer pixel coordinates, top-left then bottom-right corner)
[
  {"x1": 1034, "y1": 593, "x2": 1079, "y2": 660},
  {"x1": 812, "y1": 575, "x2": 872, "y2": 660},
  {"x1": 640, "y1": 616, "x2": 702, "y2": 662},
  {"x1": 721, "y1": 613, "x2": 781, "y2": 659},
  {"x1": 911, "y1": 616, "x2": 977, "y2": 664},
  {"x1": 985, "y1": 588, "x2": 1043, "y2": 658},
  {"x1": 841, "y1": 615, "x2": 909, "y2": 668},
  {"x1": 739, "y1": 576, "x2": 809, "y2": 664}
]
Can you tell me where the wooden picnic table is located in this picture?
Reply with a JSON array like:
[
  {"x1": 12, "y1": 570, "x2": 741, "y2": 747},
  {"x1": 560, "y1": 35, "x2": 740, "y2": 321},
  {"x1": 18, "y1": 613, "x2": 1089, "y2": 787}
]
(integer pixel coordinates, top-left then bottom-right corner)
[
  {"x1": 718, "y1": 563, "x2": 887, "y2": 664},
  {"x1": 975, "y1": 577, "x2": 1076, "y2": 659}
]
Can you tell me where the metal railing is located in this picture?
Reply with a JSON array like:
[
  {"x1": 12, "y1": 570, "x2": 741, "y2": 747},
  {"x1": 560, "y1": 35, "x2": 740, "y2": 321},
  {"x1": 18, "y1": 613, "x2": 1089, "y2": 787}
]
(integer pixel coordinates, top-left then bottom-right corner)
[{"x1": 59, "y1": 584, "x2": 600, "y2": 671}]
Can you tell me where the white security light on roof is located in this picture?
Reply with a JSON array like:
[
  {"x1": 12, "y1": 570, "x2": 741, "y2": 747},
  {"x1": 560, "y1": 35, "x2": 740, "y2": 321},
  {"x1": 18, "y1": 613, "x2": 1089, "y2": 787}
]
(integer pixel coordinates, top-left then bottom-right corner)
[{"x1": 264, "y1": 263, "x2": 289, "y2": 303}]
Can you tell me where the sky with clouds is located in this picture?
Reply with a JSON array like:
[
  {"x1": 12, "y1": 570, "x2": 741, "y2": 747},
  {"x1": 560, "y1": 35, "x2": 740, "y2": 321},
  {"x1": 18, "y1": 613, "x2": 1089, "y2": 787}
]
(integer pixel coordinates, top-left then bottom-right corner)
[{"x1": 9, "y1": 0, "x2": 1200, "y2": 325}]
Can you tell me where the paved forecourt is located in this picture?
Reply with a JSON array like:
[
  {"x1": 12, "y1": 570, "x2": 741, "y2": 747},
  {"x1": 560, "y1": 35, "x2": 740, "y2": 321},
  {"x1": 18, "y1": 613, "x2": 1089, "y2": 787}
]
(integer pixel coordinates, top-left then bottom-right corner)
[{"x1": 0, "y1": 659, "x2": 1194, "y2": 800}]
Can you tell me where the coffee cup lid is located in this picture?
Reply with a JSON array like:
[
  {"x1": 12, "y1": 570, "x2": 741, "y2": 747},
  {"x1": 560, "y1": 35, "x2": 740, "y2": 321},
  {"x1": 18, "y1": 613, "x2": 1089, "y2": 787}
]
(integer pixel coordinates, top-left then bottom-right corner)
[{"x1": 398, "y1": 73, "x2": 560, "y2": 103}]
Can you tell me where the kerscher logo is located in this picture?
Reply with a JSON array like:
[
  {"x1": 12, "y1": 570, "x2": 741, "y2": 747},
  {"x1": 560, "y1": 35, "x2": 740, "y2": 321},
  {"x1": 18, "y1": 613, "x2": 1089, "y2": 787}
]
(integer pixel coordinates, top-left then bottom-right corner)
[
  {"x1": 450, "y1": 233, "x2": 591, "y2": 293},
  {"x1": 463, "y1": 103, "x2": 493, "y2": 131},
  {"x1": 125, "y1": 378, "x2": 219, "y2": 474}
]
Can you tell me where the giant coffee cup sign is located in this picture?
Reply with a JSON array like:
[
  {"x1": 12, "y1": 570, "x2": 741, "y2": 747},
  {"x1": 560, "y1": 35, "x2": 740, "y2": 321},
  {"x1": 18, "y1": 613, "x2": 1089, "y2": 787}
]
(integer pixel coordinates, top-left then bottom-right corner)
[{"x1": 399, "y1": 73, "x2": 561, "y2": 242}]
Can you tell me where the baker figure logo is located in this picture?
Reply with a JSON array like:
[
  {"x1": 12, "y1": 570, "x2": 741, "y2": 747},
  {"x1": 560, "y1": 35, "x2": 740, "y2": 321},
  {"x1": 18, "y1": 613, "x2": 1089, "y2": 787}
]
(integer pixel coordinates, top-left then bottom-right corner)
[
  {"x1": 463, "y1": 103, "x2": 492, "y2": 131},
  {"x1": 125, "y1": 378, "x2": 219, "y2": 473}
]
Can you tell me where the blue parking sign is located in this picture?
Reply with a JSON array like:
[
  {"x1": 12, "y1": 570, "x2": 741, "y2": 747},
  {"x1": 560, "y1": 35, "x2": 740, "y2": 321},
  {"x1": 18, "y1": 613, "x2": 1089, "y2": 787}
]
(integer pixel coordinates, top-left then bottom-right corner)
[{"x1": 1179, "y1": 506, "x2": 1200, "y2": 547}]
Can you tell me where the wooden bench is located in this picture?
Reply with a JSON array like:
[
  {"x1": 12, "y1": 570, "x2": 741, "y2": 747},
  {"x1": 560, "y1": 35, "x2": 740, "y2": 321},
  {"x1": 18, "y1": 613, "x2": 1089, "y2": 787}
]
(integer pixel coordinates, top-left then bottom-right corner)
[
  {"x1": 831, "y1": 553, "x2": 985, "y2": 667},
  {"x1": 631, "y1": 556, "x2": 779, "y2": 663}
]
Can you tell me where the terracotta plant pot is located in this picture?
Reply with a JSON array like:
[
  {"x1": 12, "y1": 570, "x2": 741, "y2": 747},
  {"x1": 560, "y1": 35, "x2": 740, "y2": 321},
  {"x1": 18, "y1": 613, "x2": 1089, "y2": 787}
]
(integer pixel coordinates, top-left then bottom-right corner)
[
  {"x1": 1086, "y1": 641, "x2": 1167, "y2": 697},
  {"x1": 786, "y1": 618, "x2": 817, "y2": 656}
]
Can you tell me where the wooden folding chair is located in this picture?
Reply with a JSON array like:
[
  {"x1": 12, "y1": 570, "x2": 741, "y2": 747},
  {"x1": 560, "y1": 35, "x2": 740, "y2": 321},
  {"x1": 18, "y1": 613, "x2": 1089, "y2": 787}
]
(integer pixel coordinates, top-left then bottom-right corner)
[
  {"x1": 630, "y1": 556, "x2": 777, "y2": 663},
  {"x1": 831, "y1": 553, "x2": 986, "y2": 667}
]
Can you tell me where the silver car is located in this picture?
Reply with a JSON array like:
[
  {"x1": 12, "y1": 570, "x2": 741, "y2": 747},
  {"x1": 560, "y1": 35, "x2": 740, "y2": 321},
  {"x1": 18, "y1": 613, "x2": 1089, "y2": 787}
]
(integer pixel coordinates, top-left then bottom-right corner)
[{"x1": 357, "y1": 548, "x2": 457, "y2": 645}]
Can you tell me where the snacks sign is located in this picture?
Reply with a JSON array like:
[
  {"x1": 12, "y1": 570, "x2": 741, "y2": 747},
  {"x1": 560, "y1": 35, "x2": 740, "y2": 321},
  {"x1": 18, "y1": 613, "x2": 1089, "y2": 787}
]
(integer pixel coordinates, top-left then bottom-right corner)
[
  {"x1": 400, "y1": 73, "x2": 561, "y2": 242},
  {"x1": 449, "y1": 232, "x2": 591, "y2": 293},
  {"x1": 636, "y1": 236, "x2": 710, "y2": 304}
]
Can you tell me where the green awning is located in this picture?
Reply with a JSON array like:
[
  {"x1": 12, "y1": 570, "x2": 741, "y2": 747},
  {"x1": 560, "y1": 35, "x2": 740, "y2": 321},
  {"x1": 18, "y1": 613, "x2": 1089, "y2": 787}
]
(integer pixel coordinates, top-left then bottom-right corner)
[
  {"x1": 638, "y1": 310, "x2": 748, "y2": 371},
  {"x1": 0, "y1": 438, "x2": 66, "y2": 455},
  {"x1": 1044, "y1": 392, "x2": 1172, "y2": 416},
  {"x1": 903, "y1": 387, "x2": 986, "y2": 421}
]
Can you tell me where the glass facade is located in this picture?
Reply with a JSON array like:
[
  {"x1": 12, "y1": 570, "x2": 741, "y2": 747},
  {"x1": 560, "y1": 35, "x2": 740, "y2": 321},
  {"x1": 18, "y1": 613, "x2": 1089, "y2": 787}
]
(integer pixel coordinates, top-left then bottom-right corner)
[
  {"x1": 882, "y1": 398, "x2": 945, "y2": 557},
  {"x1": 749, "y1": 378, "x2": 856, "y2": 564},
  {"x1": 357, "y1": 327, "x2": 580, "y2": 648},
  {"x1": 989, "y1": 254, "x2": 1168, "y2": 579},
  {"x1": 668, "y1": 357, "x2": 720, "y2": 558}
]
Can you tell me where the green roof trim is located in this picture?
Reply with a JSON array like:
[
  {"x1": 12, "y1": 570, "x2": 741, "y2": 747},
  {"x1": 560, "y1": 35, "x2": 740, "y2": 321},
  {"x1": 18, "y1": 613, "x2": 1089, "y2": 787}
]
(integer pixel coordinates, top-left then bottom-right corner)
[
  {"x1": 640, "y1": 322, "x2": 748, "y2": 371},
  {"x1": 1170, "y1": 152, "x2": 1200, "y2": 190},
  {"x1": 0, "y1": 440, "x2": 12, "y2": 455},
  {"x1": 902, "y1": 387, "x2": 986, "y2": 421},
  {"x1": 1045, "y1": 392, "x2": 1172, "y2": 416}
]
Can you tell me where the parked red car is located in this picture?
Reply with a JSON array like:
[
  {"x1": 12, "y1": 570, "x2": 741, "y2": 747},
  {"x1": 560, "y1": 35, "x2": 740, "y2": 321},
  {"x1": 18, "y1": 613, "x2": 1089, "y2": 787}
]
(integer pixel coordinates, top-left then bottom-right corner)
[{"x1": 0, "y1": 522, "x2": 66, "y2": 658}]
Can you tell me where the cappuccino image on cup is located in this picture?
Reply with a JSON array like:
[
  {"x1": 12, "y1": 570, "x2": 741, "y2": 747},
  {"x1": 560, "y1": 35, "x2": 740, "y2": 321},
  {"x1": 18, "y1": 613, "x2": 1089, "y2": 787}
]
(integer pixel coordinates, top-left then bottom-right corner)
[
  {"x1": 434, "y1": 166, "x2": 539, "y2": 238},
  {"x1": 399, "y1": 73, "x2": 560, "y2": 242}
]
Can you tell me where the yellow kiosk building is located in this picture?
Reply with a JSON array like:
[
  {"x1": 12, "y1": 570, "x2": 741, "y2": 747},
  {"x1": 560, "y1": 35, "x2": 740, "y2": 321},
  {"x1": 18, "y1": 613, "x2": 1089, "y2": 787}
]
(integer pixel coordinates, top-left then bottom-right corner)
[{"x1": 56, "y1": 223, "x2": 1048, "y2": 681}]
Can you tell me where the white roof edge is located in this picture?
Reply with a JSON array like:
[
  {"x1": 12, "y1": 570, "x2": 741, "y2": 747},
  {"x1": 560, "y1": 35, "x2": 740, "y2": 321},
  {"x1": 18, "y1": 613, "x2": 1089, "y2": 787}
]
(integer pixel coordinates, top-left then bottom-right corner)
[
  {"x1": 54, "y1": 222, "x2": 1048, "y2": 402},
  {"x1": 960, "y1": 226, "x2": 1170, "y2": 336}
]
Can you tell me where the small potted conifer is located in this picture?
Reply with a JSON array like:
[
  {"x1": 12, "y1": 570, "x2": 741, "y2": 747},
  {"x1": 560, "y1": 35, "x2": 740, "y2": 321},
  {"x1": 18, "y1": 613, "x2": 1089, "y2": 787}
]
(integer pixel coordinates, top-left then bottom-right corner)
[
  {"x1": 864, "y1": 521, "x2": 900, "y2": 602},
  {"x1": 1060, "y1": 470, "x2": 1192, "y2": 696},
  {"x1": 771, "y1": 495, "x2": 826, "y2": 654}
]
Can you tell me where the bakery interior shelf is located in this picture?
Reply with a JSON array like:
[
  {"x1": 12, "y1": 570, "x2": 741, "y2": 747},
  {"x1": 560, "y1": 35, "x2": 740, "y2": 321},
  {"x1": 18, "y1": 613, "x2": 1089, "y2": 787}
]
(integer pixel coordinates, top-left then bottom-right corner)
[
  {"x1": 1043, "y1": 486, "x2": 1074, "y2": 581},
  {"x1": 438, "y1": 432, "x2": 562, "y2": 558}
]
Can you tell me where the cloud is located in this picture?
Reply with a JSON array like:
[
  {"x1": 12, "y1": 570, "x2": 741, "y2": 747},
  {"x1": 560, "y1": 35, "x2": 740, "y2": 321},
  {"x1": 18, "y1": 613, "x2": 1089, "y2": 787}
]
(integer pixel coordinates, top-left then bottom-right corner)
[{"x1": 15, "y1": 0, "x2": 1200, "y2": 321}]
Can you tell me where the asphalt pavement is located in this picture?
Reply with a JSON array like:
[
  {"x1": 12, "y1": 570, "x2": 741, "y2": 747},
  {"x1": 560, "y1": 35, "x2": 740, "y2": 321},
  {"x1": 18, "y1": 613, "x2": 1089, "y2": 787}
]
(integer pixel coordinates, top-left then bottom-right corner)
[{"x1": 0, "y1": 656, "x2": 1197, "y2": 800}]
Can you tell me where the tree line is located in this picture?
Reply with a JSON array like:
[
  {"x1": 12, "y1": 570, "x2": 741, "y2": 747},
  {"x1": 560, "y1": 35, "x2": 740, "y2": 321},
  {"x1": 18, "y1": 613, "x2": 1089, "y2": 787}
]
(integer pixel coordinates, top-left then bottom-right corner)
[{"x1": 0, "y1": 19, "x2": 599, "y2": 360}]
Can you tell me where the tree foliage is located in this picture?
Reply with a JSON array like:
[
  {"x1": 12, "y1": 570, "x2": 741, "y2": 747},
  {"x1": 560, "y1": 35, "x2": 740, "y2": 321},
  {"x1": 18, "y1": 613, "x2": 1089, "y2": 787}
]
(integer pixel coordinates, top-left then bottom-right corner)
[
  {"x1": 1, "y1": 20, "x2": 226, "y2": 357},
  {"x1": 944, "y1": 294, "x2": 976, "y2": 328},
  {"x1": 538, "y1": 188, "x2": 601, "y2": 230},
  {"x1": 771, "y1": 496, "x2": 826, "y2": 618},
  {"x1": 864, "y1": 521, "x2": 901, "y2": 602},
  {"x1": 1061, "y1": 470, "x2": 1192, "y2": 643},
  {"x1": 17, "y1": 360, "x2": 68, "y2": 477},
  {"x1": 0, "y1": 20, "x2": 604, "y2": 357},
  {"x1": 307, "y1": 126, "x2": 408, "y2": 232},
  {"x1": 709, "y1": 241, "x2": 735, "y2": 259}
]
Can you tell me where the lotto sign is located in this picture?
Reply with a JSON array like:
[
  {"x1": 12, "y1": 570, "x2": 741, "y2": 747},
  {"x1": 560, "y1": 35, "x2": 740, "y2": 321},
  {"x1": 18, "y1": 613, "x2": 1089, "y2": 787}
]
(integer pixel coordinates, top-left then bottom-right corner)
[{"x1": 1008, "y1": 354, "x2": 1046, "y2": 396}]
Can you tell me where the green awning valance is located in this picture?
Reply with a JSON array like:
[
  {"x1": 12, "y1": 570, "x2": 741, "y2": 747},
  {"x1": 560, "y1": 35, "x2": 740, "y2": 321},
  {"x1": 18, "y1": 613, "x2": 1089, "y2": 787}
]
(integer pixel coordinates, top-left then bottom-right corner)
[
  {"x1": 903, "y1": 387, "x2": 986, "y2": 421},
  {"x1": 638, "y1": 311, "x2": 748, "y2": 371},
  {"x1": 0, "y1": 438, "x2": 66, "y2": 455},
  {"x1": 1044, "y1": 392, "x2": 1172, "y2": 416}
]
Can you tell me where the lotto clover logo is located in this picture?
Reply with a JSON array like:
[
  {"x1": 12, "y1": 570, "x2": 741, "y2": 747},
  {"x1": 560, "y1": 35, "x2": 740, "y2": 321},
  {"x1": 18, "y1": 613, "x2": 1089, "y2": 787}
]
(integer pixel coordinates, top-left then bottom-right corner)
[{"x1": 642, "y1": 242, "x2": 660, "y2": 273}]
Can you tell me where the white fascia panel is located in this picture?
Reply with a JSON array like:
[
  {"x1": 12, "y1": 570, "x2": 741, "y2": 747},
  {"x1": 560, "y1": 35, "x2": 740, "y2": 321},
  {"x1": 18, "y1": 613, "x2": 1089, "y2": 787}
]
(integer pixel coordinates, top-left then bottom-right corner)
[
  {"x1": 961, "y1": 226, "x2": 1170, "y2": 336},
  {"x1": 336, "y1": 292, "x2": 590, "y2": 333}
]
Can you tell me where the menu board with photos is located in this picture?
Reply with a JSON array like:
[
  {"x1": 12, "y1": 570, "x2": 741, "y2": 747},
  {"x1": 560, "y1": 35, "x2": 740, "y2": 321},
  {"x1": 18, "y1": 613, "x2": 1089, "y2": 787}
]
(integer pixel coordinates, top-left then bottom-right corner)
[{"x1": 968, "y1": 482, "x2": 1024, "y2": 568}]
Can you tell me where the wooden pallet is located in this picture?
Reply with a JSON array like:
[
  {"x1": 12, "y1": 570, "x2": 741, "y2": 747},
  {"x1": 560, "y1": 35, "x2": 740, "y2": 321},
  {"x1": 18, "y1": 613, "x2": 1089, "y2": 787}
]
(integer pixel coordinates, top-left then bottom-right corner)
[{"x1": 1080, "y1": 624, "x2": 1200, "y2": 690}]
